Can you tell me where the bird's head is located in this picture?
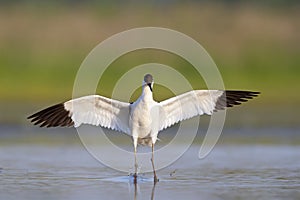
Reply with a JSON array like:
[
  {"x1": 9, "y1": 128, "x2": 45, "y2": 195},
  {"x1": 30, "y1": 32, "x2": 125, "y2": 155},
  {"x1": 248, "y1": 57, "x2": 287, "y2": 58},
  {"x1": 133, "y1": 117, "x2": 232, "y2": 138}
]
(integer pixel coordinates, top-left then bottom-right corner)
[{"x1": 143, "y1": 74, "x2": 153, "y2": 92}]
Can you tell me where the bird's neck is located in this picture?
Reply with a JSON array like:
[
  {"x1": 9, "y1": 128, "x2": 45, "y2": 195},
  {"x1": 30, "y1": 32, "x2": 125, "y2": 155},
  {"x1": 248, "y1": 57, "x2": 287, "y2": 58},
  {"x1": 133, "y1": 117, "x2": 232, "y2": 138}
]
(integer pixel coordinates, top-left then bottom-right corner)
[{"x1": 141, "y1": 85, "x2": 153, "y2": 102}]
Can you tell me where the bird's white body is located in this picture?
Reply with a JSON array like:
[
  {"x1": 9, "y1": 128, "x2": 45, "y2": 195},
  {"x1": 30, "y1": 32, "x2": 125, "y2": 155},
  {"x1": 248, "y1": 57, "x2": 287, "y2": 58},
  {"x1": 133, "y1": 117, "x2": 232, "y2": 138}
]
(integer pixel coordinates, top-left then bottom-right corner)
[{"x1": 130, "y1": 83, "x2": 158, "y2": 147}]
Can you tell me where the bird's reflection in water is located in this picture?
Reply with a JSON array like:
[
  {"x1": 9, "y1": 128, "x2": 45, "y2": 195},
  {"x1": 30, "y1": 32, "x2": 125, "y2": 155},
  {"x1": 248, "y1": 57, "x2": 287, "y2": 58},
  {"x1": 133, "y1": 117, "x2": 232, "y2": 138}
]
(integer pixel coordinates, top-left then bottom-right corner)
[
  {"x1": 128, "y1": 175, "x2": 158, "y2": 200},
  {"x1": 150, "y1": 181, "x2": 157, "y2": 200}
]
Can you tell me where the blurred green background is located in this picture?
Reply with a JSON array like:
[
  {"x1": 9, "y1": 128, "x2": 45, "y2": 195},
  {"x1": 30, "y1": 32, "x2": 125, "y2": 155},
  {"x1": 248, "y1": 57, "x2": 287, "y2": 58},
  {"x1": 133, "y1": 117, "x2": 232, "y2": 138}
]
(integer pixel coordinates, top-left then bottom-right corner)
[{"x1": 0, "y1": 0, "x2": 299, "y2": 128}]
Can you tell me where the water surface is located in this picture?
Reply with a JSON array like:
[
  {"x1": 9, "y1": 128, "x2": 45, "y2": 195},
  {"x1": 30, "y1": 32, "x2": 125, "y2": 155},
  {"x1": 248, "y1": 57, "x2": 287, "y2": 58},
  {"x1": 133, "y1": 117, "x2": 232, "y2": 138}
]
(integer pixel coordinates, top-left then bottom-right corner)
[{"x1": 1, "y1": 142, "x2": 299, "y2": 200}]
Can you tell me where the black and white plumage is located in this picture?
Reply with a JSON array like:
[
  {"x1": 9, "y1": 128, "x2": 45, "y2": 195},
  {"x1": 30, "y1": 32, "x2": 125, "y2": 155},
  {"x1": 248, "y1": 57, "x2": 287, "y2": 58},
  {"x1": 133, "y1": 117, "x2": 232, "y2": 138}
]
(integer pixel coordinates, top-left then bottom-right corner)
[
  {"x1": 28, "y1": 74, "x2": 259, "y2": 182},
  {"x1": 28, "y1": 89, "x2": 259, "y2": 133}
]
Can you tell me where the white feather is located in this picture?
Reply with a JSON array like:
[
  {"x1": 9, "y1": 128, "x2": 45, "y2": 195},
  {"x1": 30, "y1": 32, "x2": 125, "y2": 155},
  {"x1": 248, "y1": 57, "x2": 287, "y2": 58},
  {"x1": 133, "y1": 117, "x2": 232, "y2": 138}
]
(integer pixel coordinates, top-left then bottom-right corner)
[
  {"x1": 158, "y1": 90, "x2": 224, "y2": 131},
  {"x1": 62, "y1": 90, "x2": 224, "y2": 134},
  {"x1": 64, "y1": 95, "x2": 130, "y2": 134}
]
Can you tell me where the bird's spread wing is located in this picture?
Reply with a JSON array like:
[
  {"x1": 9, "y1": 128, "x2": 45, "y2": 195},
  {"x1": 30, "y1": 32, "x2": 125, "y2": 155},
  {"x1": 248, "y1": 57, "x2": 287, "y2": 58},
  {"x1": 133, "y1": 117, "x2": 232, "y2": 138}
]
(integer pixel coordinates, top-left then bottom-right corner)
[
  {"x1": 27, "y1": 95, "x2": 130, "y2": 134},
  {"x1": 158, "y1": 90, "x2": 259, "y2": 131}
]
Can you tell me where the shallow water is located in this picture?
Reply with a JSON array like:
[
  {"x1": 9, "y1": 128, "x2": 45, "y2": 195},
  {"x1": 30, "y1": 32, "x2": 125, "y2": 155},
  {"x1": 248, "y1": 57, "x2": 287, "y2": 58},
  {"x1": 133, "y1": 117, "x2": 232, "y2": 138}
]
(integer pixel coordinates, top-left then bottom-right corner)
[{"x1": 1, "y1": 143, "x2": 299, "y2": 200}]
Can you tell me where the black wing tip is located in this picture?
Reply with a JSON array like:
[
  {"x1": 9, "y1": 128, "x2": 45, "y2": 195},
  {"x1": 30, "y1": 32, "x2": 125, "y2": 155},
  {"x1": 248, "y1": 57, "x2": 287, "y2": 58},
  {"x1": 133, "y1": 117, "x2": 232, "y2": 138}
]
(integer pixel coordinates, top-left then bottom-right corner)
[
  {"x1": 28, "y1": 103, "x2": 74, "y2": 128},
  {"x1": 225, "y1": 90, "x2": 260, "y2": 95},
  {"x1": 215, "y1": 90, "x2": 260, "y2": 111}
]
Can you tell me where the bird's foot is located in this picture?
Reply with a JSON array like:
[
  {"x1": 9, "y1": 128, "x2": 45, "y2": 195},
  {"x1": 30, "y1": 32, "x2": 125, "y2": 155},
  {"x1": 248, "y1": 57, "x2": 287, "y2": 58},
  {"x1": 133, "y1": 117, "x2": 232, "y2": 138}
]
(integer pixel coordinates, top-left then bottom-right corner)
[
  {"x1": 154, "y1": 175, "x2": 159, "y2": 183},
  {"x1": 133, "y1": 172, "x2": 138, "y2": 184}
]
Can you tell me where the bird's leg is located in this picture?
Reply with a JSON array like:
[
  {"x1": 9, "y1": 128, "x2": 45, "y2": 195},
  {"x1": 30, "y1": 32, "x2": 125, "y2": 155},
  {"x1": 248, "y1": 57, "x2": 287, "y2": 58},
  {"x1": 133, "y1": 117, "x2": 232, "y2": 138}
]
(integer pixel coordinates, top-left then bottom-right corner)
[
  {"x1": 133, "y1": 137, "x2": 138, "y2": 183},
  {"x1": 151, "y1": 143, "x2": 159, "y2": 183},
  {"x1": 134, "y1": 147, "x2": 138, "y2": 173}
]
